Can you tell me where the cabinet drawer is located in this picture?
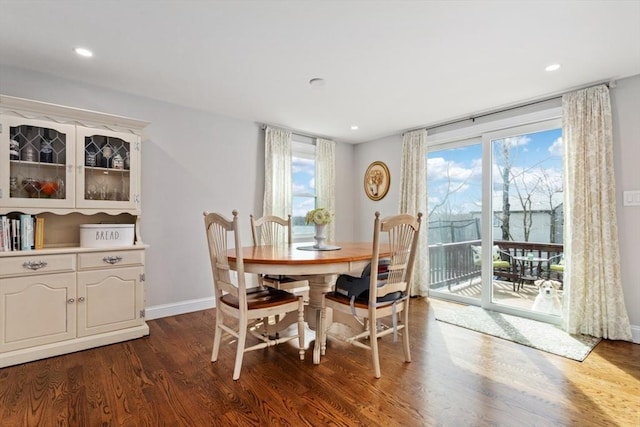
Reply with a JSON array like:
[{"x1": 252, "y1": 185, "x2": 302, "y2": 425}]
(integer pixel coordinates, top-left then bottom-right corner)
[
  {"x1": 78, "y1": 250, "x2": 144, "y2": 270},
  {"x1": 0, "y1": 254, "x2": 76, "y2": 278}
]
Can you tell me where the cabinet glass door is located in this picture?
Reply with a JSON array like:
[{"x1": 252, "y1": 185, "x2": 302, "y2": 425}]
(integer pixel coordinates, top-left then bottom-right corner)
[
  {"x1": 76, "y1": 127, "x2": 138, "y2": 210},
  {"x1": 1, "y1": 117, "x2": 74, "y2": 208}
]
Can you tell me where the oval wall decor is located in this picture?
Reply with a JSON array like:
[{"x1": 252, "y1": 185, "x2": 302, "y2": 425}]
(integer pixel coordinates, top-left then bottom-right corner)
[{"x1": 364, "y1": 161, "x2": 390, "y2": 201}]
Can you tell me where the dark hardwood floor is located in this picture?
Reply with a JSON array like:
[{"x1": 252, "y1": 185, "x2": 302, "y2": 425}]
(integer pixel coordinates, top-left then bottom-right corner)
[{"x1": 1, "y1": 298, "x2": 638, "y2": 426}]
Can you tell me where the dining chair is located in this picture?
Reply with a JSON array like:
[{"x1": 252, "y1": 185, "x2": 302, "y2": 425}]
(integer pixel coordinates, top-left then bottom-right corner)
[
  {"x1": 249, "y1": 214, "x2": 310, "y2": 301},
  {"x1": 203, "y1": 210, "x2": 305, "y2": 380},
  {"x1": 318, "y1": 211, "x2": 422, "y2": 378}
]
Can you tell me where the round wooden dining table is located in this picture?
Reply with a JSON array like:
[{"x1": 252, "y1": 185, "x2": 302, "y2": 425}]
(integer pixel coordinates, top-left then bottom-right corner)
[{"x1": 227, "y1": 241, "x2": 390, "y2": 363}]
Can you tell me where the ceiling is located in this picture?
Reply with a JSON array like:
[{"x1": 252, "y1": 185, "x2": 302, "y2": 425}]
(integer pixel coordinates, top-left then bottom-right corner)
[{"x1": 1, "y1": 1, "x2": 639, "y2": 143}]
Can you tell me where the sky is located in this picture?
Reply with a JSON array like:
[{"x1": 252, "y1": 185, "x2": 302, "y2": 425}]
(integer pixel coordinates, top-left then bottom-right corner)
[
  {"x1": 427, "y1": 127, "x2": 563, "y2": 217},
  {"x1": 292, "y1": 156, "x2": 315, "y2": 218},
  {"x1": 290, "y1": 126, "x2": 563, "y2": 222}
]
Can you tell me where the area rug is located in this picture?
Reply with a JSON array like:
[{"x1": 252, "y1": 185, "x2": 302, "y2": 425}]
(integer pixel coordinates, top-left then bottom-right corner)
[{"x1": 434, "y1": 304, "x2": 601, "y2": 361}]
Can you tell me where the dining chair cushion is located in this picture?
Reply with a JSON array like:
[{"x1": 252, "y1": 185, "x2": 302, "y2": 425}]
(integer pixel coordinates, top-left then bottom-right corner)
[
  {"x1": 263, "y1": 274, "x2": 293, "y2": 282},
  {"x1": 219, "y1": 287, "x2": 299, "y2": 310},
  {"x1": 325, "y1": 290, "x2": 403, "y2": 309}
]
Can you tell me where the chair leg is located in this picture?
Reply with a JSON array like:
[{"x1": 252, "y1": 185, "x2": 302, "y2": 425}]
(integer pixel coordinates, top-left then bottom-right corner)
[
  {"x1": 369, "y1": 316, "x2": 381, "y2": 379},
  {"x1": 402, "y1": 307, "x2": 411, "y2": 363},
  {"x1": 211, "y1": 313, "x2": 223, "y2": 362},
  {"x1": 297, "y1": 298, "x2": 305, "y2": 360},
  {"x1": 514, "y1": 278, "x2": 522, "y2": 292},
  {"x1": 233, "y1": 319, "x2": 248, "y2": 381}
]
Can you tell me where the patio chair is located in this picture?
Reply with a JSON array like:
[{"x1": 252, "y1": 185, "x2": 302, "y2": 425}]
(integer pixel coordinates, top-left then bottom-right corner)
[
  {"x1": 549, "y1": 253, "x2": 565, "y2": 285},
  {"x1": 471, "y1": 245, "x2": 518, "y2": 290}
]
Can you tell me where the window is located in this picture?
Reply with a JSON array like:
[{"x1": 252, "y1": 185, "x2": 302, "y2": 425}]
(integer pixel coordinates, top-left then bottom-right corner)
[{"x1": 291, "y1": 140, "x2": 315, "y2": 238}]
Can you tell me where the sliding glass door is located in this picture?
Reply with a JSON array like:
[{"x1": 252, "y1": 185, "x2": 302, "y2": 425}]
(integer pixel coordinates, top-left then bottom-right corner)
[
  {"x1": 427, "y1": 140, "x2": 483, "y2": 304},
  {"x1": 428, "y1": 119, "x2": 565, "y2": 324}
]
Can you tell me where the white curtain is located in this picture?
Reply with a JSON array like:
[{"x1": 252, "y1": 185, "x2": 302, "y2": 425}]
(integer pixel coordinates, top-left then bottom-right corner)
[
  {"x1": 263, "y1": 127, "x2": 292, "y2": 218},
  {"x1": 399, "y1": 130, "x2": 429, "y2": 296},
  {"x1": 562, "y1": 85, "x2": 632, "y2": 341},
  {"x1": 316, "y1": 138, "x2": 336, "y2": 241}
]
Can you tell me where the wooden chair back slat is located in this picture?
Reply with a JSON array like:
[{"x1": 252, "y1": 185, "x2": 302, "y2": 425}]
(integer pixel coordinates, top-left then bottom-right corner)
[
  {"x1": 250, "y1": 214, "x2": 292, "y2": 246},
  {"x1": 204, "y1": 210, "x2": 244, "y2": 303},
  {"x1": 371, "y1": 212, "x2": 422, "y2": 302}
]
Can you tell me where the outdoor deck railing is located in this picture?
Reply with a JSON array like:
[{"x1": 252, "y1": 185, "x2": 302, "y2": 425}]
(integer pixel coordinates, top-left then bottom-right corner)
[{"x1": 429, "y1": 240, "x2": 563, "y2": 290}]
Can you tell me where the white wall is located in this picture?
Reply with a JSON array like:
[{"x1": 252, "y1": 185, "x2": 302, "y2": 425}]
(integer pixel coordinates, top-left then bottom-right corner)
[
  {"x1": 334, "y1": 142, "x2": 356, "y2": 241},
  {"x1": 354, "y1": 75, "x2": 640, "y2": 342},
  {"x1": 0, "y1": 64, "x2": 356, "y2": 318},
  {"x1": 611, "y1": 75, "x2": 640, "y2": 341},
  {"x1": 353, "y1": 134, "x2": 403, "y2": 238}
]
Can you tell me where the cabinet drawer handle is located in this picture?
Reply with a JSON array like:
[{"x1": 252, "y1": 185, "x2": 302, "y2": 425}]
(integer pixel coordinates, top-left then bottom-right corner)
[
  {"x1": 77, "y1": 297, "x2": 85, "y2": 302},
  {"x1": 67, "y1": 298, "x2": 75, "y2": 304},
  {"x1": 103, "y1": 256, "x2": 123, "y2": 264},
  {"x1": 22, "y1": 260, "x2": 48, "y2": 270}
]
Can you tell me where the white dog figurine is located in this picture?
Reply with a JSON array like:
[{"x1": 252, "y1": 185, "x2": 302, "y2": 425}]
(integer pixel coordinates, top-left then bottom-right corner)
[{"x1": 531, "y1": 279, "x2": 563, "y2": 316}]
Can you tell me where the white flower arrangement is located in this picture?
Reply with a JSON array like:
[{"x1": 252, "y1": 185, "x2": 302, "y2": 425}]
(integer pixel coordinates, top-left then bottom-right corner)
[{"x1": 305, "y1": 208, "x2": 333, "y2": 225}]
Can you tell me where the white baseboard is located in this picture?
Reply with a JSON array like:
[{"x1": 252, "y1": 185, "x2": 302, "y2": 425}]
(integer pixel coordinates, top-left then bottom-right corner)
[
  {"x1": 145, "y1": 297, "x2": 215, "y2": 320},
  {"x1": 144, "y1": 299, "x2": 640, "y2": 345},
  {"x1": 630, "y1": 324, "x2": 640, "y2": 344}
]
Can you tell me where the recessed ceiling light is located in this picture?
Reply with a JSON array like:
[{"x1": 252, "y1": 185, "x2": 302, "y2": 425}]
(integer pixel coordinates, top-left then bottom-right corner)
[
  {"x1": 74, "y1": 47, "x2": 93, "y2": 58},
  {"x1": 350, "y1": 125, "x2": 359, "y2": 130},
  {"x1": 545, "y1": 63, "x2": 561, "y2": 72},
  {"x1": 309, "y1": 78, "x2": 326, "y2": 87}
]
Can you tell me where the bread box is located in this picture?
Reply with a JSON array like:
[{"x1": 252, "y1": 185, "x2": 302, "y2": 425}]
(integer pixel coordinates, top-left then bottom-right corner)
[{"x1": 80, "y1": 224, "x2": 135, "y2": 248}]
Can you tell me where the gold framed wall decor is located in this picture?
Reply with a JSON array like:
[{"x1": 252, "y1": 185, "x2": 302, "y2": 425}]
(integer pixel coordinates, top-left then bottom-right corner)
[{"x1": 364, "y1": 161, "x2": 390, "y2": 201}]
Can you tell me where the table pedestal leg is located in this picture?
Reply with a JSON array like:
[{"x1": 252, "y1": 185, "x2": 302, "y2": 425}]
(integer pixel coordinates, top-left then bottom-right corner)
[
  {"x1": 302, "y1": 274, "x2": 335, "y2": 328},
  {"x1": 302, "y1": 274, "x2": 335, "y2": 364}
]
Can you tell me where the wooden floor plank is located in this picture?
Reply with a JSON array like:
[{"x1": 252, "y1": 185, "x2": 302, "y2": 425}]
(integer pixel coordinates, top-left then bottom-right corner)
[{"x1": 0, "y1": 298, "x2": 638, "y2": 426}]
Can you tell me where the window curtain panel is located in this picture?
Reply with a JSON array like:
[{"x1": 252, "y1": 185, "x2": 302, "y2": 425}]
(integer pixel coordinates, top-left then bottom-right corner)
[
  {"x1": 263, "y1": 127, "x2": 292, "y2": 218},
  {"x1": 399, "y1": 130, "x2": 429, "y2": 296},
  {"x1": 316, "y1": 138, "x2": 336, "y2": 241},
  {"x1": 562, "y1": 85, "x2": 632, "y2": 341}
]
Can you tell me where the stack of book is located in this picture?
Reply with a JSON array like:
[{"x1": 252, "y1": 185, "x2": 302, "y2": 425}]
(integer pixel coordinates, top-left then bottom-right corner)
[{"x1": 0, "y1": 215, "x2": 45, "y2": 251}]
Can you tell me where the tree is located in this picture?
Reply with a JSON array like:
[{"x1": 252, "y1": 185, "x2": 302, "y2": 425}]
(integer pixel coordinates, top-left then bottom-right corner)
[
  {"x1": 427, "y1": 160, "x2": 474, "y2": 218},
  {"x1": 495, "y1": 135, "x2": 561, "y2": 242},
  {"x1": 498, "y1": 141, "x2": 512, "y2": 240},
  {"x1": 510, "y1": 166, "x2": 542, "y2": 242},
  {"x1": 538, "y1": 167, "x2": 564, "y2": 242}
]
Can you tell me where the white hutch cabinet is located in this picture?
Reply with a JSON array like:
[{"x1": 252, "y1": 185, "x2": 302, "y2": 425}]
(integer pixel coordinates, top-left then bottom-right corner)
[{"x1": 0, "y1": 95, "x2": 149, "y2": 367}]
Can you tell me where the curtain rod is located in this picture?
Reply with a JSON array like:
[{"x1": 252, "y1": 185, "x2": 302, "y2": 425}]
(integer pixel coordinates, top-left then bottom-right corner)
[
  {"x1": 404, "y1": 79, "x2": 614, "y2": 135},
  {"x1": 260, "y1": 123, "x2": 332, "y2": 141}
]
